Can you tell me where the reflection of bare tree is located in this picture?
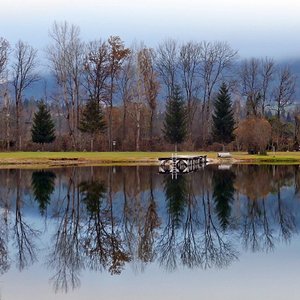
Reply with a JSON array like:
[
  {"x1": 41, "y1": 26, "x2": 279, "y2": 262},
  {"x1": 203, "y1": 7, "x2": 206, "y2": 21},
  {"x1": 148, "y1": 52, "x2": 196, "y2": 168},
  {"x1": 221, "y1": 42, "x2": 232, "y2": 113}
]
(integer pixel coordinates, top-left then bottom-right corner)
[
  {"x1": 276, "y1": 183, "x2": 296, "y2": 242},
  {"x1": 0, "y1": 219, "x2": 9, "y2": 275},
  {"x1": 0, "y1": 237, "x2": 9, "y2": 275},
  {"x1": 200, "y1": 192, "x2": 238, "y2": 269},
  {"x1": 180, "y1": 176, "x2": 201, "y2": 268},
  {"x1": 158, "y1": 175, "x2": 188, "y2": 271},
  {"x1": 241, "y1": 198, "x2": 274, "y2": 252},
  {"x1": 158, "y1": 215, "x2": 177, "y2": 271},
  {"x1": 0, "y1": 170, "x2": 11, "y2": 275},
  {"x1": 261, "y1": 199, "x2": 275, "y2": 251},
  {"x1": 293, "y1": 165, "x2": 300, "y2": 196},
  {"x1": 138, "y1": 173, "x2": 160, "y2": 263},
  {"x1": 48, "y1": 170, "x2": 83, "y2": 292},
  {"x1": 158, "y1": 173, "x2": 238, "y2": 271},
  {"x1": 107, "y1": 167, "x2": 131, "y2": 275},
  {"x1": 14, "y1": 170, "x2": 40, "y2": 271},
  {"x1": 81, "y1": 178, "x2": 108, "y2": 272},
  {"x1": 1, "y1": 164, "x2": 300, "y2": 284}
]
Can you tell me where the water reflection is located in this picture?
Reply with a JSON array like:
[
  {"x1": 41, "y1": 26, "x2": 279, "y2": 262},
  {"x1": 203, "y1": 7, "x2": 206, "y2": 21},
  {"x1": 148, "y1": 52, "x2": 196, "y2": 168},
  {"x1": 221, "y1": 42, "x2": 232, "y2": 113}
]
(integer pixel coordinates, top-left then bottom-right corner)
[
  {"x1": 32, "y1": 170, "x2": 56, "y2": 215},
  {"x1": 212, "y1": 169, "x2": 235, "y2": 231},
  {"x1": 0, "y1": 165, "x2": 299, "y2": 292}
]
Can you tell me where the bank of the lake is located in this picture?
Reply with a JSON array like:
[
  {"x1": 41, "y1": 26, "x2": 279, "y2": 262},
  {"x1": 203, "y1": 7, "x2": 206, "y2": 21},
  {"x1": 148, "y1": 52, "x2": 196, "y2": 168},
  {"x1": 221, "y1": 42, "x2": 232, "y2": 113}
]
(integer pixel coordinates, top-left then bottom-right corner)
[{"x1": 1, "y1": 151, "x2": 300, "y2": 167}]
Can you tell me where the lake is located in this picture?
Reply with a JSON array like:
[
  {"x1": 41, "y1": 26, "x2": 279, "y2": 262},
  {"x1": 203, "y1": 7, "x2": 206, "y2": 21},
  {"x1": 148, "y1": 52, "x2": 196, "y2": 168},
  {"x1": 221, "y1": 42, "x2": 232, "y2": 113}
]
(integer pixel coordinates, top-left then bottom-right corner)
[{"x1": 0, "y1": 164, "x2": 299, "y2": 300}]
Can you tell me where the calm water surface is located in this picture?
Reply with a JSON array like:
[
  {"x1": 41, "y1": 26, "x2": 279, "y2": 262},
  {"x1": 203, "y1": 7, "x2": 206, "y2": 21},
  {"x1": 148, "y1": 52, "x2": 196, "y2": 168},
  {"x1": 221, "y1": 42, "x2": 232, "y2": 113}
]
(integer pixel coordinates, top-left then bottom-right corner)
[{"x1": 0, "y1": 164, "x2": 300, "y2": 300}]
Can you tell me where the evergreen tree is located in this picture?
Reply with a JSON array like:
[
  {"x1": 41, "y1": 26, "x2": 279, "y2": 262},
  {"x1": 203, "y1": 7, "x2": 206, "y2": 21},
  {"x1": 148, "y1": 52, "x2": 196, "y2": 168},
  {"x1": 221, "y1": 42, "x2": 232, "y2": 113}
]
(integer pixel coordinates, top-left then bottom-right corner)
[
  {"x1": 163, "y1": 85, "x2": 187, "y2": 152},
  {"x1": 212, "y1": 83, "x2": 235, "y2": 144},
  {"x1": 31, "y1": 100, "x2": 56, "y2": 148},
  {"x1": 79, "y1": 97, "x2": 106, "y2": 151}
]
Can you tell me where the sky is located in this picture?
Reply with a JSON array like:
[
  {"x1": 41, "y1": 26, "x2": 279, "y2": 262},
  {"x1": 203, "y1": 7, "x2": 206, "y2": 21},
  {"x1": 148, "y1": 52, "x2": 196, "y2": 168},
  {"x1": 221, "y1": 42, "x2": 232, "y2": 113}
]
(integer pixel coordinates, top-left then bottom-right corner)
[{"x1": 1, "y1": 0, "x2": 300, "y2": 60}]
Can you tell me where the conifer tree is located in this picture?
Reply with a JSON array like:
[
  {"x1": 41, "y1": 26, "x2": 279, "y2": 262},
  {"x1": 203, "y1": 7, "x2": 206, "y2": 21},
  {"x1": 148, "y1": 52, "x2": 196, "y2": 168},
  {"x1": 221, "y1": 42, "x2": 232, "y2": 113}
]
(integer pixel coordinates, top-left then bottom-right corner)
[
  {"x1": 31, "y1": 100, "x2": 56, "y2": 149},
  {"x1": 163, "y1": 85, "x2": 187, "y2": 152},
  {"x1": 212, "y1": 83, "x2": 235, "y2": 144},
  {"x1": 79, "y1": 97, "x2": 106, "y2": 151}
]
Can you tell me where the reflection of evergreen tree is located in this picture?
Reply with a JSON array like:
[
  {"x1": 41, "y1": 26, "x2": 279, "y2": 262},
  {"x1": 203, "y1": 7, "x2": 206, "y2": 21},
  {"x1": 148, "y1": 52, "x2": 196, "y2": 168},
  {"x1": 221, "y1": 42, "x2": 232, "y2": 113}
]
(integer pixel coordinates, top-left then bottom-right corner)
[
  {"x1": 31, "y1": 171, "x2": 56, "y2": 215},
  {"x1": 212, "y1": 169, "x2": 235, "y2": 231},
  {"x1": 164, "y1": 175, "x2": 187, "y2": 228},
  {"x1": 79, "y1": 180, "x2": 106, "y2": 215}
]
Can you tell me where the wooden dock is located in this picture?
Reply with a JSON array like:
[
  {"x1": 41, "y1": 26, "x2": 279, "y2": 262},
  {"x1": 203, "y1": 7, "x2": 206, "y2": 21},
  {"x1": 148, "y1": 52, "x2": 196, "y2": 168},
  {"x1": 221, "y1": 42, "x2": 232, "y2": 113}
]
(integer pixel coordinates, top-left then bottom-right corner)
[{"x1": 159, "y1": 154, "x2": 207, "y2": 174}]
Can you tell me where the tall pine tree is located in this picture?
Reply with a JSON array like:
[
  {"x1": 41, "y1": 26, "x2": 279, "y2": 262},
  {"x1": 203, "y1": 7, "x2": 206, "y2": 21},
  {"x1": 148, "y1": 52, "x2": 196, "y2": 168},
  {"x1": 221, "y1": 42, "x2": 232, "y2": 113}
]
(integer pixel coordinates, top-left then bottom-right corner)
[
  {"x1": 212, "y1": 83, "x2": 235, "y2": 144},
  {"x1": 79, "y1": 97, "x2": 106, "y2": 151},
  {"x1": 163, "y1": 85, "x2": 187, "y2": 152},
  {"x1": 31, "y1": 100, "x2": 56, "y2": 149}
]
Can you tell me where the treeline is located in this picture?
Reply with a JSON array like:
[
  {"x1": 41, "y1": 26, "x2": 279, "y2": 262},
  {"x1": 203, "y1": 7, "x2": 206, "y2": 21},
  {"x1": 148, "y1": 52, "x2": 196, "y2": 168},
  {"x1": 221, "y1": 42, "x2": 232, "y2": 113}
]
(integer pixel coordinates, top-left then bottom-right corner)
[{"x1": 0, "y1": 21, "x2": 299, "y2": 152}]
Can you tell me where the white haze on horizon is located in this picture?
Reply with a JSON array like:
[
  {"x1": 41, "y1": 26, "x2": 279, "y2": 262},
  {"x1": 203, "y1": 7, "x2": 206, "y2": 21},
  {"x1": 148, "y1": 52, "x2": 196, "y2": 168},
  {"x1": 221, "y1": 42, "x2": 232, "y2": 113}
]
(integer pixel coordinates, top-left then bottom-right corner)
[{"x1": 1, "y1": 0, "x2": 300, "y2": 59}]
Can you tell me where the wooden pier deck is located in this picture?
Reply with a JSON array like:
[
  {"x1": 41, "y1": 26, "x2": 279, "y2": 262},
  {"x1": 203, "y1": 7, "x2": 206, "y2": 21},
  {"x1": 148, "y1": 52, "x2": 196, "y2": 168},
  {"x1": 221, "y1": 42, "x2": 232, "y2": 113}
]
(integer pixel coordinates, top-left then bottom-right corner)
[{"x1": 158, "y1": 155, "x2": 207, "y2": 174}]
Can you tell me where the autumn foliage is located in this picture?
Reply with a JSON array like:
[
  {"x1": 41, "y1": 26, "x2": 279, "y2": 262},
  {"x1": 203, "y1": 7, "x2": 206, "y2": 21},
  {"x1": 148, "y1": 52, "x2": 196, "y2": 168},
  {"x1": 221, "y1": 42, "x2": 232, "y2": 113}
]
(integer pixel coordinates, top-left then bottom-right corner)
[{"x1": 234, "y1": 117, "x2": 272, "y2": 154}]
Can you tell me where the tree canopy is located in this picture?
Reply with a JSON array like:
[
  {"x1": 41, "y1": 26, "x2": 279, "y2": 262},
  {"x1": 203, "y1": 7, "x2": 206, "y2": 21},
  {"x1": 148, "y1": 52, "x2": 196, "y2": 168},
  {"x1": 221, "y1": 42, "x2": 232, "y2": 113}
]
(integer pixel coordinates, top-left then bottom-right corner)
[{"x1": 79, "y1": 97, "x2": 106, "y2": 135}]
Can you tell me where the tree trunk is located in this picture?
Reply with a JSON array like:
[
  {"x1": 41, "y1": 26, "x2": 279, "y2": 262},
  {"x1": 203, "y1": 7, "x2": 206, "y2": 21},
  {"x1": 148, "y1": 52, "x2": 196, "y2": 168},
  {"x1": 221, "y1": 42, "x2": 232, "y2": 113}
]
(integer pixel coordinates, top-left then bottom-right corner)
[
  {"x1": 91, "y1": 138, "x2": 94, "y2": 152},
  {"x1": 4, "y1": 92, "x2": 10, "y2": 151},
  {"x1": 149, "y1": 109, "x2": 154, "y2": 150},
  {"x1": 136, "y1": 108, "x2": 141, "y2": 151},
  {"x1": 16, "y1": 98, "x2": 21, "y2": 150},
  {"x1": 122, "y1": 104, "x2": 127, "y2": 150}
]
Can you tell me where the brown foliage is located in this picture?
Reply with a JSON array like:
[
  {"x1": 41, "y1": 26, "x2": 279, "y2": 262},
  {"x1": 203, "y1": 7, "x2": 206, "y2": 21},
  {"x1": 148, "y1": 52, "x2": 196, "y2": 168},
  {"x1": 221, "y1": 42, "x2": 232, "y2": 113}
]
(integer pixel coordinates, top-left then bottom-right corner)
[{"x1": 234, "y1": 117, "x2": 271, "y2": 153}]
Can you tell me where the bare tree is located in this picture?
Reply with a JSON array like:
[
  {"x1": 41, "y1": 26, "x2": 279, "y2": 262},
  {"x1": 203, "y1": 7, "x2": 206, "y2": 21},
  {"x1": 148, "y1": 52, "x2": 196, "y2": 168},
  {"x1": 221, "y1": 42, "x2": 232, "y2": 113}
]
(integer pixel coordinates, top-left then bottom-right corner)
[
  {"x1": 126, "y1": 46, "x2": 147, "y2": 151},
  {"x1": 12, "y1": 40, "x2": 39, "y2": 150},
  {"x1": 47, "y1": 21, "x2": 84, "y2": 149},
  {"x1": 199, "y1": 41, "x2": 237, "y2": 113},
  {"x1": 240, "y1": 57, "x2": 276, "y2": 117},
  {"x1": 199, "y1": 41, "x2": 237, "y2": 143},
  {"x1": 83, "y1": 40, "x2": 109, "y2": 103},
  {"x1": 261, "y1": 57, "x2": 275, "y2": 115},
  {"x1": 273, "y1": 66, "x2": 296, "y2": 120},
  {"x1": 137, "y1": 47, "x2": 160, "y2": 148},
  {"x1": 240, "y1": 58, "x2": 261, "y2": 116},
  {"x1": 155, "y1": 39, "x2": 178, "y2": 99},
  {"x1": 0, "y1": 38, "x2": 10, "y2": 150},
  {"x1": 106, "y1": 36, "x2": 130, "y2": 151},
  {"x1": 179, "y1": 41, "x2": 201, "y2": 136},
  {"x1": 0, "y1": 37, "x2": 9, "y2": 79},
  {"x1": 118, "y1": 53, "x2": 135, "y2": 147}
]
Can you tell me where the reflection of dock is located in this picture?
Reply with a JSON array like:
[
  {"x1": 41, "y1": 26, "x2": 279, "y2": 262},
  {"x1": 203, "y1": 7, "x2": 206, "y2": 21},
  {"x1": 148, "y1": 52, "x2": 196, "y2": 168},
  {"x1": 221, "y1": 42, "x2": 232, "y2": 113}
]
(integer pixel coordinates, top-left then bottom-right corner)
[{"x1": 159, "y1": 155, "x2": 207, "y2": 174}]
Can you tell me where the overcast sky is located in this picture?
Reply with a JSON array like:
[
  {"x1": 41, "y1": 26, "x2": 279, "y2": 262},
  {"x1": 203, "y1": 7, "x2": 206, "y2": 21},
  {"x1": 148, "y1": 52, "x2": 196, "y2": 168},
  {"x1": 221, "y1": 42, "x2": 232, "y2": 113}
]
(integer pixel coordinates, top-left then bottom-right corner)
[{"x1": 1, "y1": 0, "x2": 300, "y2": 60}]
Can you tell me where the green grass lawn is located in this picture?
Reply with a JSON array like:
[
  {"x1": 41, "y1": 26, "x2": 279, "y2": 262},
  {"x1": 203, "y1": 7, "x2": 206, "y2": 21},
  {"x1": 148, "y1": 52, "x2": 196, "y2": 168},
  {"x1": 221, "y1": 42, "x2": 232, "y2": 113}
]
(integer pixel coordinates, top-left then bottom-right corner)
[{"x1": 1, "y1": 151, "x2": 300, "y2": 166}]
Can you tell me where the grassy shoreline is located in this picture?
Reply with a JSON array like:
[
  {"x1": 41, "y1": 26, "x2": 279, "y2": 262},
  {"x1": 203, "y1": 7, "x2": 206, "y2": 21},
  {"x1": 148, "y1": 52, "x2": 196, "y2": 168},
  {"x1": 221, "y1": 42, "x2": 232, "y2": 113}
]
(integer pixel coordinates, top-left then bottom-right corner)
[{"x1": 0, "y1": 151, "x2": 300, "y2": 168}]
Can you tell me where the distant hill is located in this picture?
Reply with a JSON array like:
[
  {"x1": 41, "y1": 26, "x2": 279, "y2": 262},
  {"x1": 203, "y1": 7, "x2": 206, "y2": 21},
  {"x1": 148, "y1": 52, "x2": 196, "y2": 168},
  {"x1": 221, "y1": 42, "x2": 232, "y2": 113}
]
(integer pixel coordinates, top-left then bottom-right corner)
[{"x1": 4, "y1": 59, "x2": 300, "y2": 104}]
